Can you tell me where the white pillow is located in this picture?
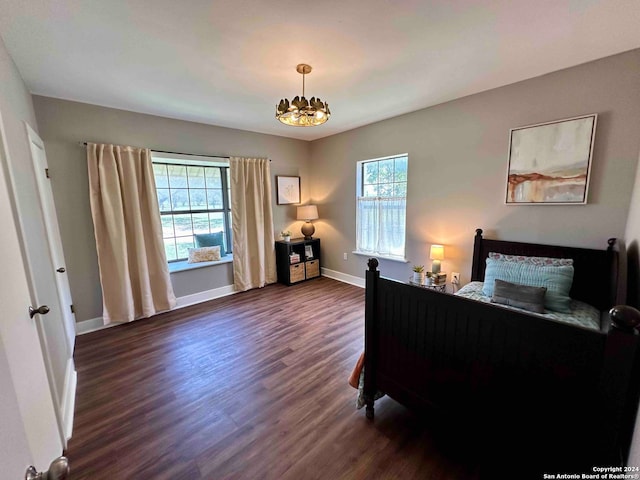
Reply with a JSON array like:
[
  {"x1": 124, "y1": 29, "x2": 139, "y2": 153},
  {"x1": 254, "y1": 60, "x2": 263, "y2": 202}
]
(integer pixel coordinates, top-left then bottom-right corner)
[
  {"x1": 488, "y1": 252, "x2": 573, "y2": 266},
  {"x1": 187, "y1": 246, "x2": 221, "y2": 263}
]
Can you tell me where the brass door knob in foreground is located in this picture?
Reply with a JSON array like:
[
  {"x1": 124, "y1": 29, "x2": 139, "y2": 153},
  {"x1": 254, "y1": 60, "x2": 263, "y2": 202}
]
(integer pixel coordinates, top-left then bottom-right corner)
[{"x1": 25, "y1": 456, "x2": 69, "y2": 480}]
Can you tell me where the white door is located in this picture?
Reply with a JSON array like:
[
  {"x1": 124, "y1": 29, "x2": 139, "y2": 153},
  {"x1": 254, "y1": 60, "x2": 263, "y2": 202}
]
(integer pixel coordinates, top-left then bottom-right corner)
[
  {"x1": 26, "y1": 124, "x2": 76, "y2": 350},
  {"x1": 0, "y1": 112, "x2": 62, "y2": 475},
  {"x1": 22, "y1": 122, "x2": 77, "y2": 446}
]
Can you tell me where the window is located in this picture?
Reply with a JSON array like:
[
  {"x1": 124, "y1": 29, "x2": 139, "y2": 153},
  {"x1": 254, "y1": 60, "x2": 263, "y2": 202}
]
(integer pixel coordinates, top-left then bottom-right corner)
[
  {"x1": 151, "y1": 153, "x2": 231, "y2": 262},
  {"x1": 356, "y1": 154, "x2": 408, "y2": 259}
]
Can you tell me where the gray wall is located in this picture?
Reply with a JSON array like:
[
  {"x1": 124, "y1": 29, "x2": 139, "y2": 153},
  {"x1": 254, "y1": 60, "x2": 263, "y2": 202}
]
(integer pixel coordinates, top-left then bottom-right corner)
[
  {"x1": 33, "y1": 97, "x2": 310, "y2": 322},
  {"x1": 0, "y1": 34, "x2": 71, "y2": 412},
  {"x1": 0, "y1": 26, "x2": 55, "y2": 301},
  {"x1": 309, "y1": 49, "x2": 640, "y2": 285},
  {"x1": 31, "y1": 50, "x2": 640, "y2": 321}
]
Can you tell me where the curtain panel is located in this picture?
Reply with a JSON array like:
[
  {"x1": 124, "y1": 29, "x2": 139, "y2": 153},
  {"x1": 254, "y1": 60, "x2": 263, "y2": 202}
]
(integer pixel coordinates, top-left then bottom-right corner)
[
  {"x1": 229, "y1": 157, "x2": 276, "y2": 291},
  {"x1": 356, "y1": 196, "x2": 406, "y2": 257},
  {"x1": 87, "y1": 143, "x2": 176, "y2": 324}
]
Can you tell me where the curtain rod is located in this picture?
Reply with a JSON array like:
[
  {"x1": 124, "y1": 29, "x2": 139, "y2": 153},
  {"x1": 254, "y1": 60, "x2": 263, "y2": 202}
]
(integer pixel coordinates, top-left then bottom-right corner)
[{"x1": 79, "y1": 142, "x2": 270, "y2": 161}]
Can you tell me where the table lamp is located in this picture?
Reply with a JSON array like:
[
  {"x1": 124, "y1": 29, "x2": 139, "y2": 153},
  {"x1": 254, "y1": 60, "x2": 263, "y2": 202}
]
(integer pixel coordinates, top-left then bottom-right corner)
[
  {"x1": 297, "y1": 205, "x2": 319, "y2": 240},
  {"x1": 430, "y1": 244, "x2": 444, "y2": 274}
]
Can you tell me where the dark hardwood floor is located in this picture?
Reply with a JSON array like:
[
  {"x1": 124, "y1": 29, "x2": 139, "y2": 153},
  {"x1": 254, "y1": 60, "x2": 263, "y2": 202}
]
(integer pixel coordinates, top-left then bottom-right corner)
[{"x1": 67, "y1": 277, "x2": 482, "y2": 479}]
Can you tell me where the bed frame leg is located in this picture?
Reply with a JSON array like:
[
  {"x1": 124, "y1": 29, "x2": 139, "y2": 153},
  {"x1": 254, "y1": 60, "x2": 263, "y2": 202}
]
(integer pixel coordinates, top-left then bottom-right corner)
[
  {"x1": 364, "y1": 258, "x2": 380, "y2": 421},
  {"x1": 365, "y1": 399, "x2": 374, "y2": 420}
]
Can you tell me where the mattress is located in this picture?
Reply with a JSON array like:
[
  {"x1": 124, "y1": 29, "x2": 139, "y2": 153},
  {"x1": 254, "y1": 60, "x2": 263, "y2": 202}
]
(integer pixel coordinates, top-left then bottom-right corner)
[{"x1": 455, "y1": 281, "x2": 601, "y2": 331}]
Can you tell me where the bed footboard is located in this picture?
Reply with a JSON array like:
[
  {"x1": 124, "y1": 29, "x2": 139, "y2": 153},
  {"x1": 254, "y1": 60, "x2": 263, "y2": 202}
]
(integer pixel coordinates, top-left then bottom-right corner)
[{"x1": 363, "y1": 259, "x2": 640, "y2": 464}]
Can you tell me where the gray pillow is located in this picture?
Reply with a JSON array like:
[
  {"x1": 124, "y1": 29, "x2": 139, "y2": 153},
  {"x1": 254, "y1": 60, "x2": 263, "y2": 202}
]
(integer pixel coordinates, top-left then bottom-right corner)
[{"x1": 491, "y1": 279, "x2": 547, "y2": 314}]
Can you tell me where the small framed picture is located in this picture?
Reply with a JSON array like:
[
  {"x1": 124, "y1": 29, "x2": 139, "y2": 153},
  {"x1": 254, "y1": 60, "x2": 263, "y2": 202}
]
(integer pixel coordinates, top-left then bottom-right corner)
[
  {"x1": 276, "y1": 176, "x2": 301, "y2": 205},
  {"x1": 305, "y1": 245, "x2": 313, "y2": 259}
]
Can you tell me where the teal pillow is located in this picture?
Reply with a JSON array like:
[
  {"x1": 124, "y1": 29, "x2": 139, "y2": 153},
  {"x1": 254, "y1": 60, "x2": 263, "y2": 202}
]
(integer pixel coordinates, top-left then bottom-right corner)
[
  {"x1": 482, "y1": 258, "x2": 574, "y2": 313},
  {"x1": 194, "y1": 232, "x2": 226, "y2": 256}
]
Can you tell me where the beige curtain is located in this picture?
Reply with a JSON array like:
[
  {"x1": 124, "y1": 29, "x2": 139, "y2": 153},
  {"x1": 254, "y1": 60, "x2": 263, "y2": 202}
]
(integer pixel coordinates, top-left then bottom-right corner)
[
  {"x1": 229, "y1": 157, "x2": 276, "y2": 291},
  {"x1": 87, "y1": 143, "x2": 176, "y2": 324}
]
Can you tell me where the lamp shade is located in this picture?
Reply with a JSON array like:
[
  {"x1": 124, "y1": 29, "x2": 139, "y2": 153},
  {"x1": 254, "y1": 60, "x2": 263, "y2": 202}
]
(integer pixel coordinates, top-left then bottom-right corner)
[
  {"x1": 430, "y1": 245, "x2": 445, "y2": 260},
  {"x1": 297, "y1": 205, "x2": 319, "y2": 221}
]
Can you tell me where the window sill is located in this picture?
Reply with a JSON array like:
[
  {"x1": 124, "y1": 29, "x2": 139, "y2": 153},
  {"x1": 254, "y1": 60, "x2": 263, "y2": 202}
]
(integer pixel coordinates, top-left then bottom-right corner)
[
  {"x1": 168, "y1": 255, "x2": 233, "y2": 273},
  {"x1": 352, "y1": 251, "x2": 408, "y2": 263}
]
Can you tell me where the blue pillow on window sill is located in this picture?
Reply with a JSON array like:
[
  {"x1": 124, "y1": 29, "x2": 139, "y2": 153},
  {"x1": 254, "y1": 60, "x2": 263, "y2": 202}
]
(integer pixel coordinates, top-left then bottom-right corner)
[{"x1": 194, "y1": 232, "x2": 227, "y2": 255}]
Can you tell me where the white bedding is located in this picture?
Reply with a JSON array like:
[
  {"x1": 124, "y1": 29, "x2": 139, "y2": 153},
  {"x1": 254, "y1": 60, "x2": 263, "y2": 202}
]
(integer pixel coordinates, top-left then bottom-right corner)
[{"x1": 455, "y1": 281, "x2": 601, "y2": 331}]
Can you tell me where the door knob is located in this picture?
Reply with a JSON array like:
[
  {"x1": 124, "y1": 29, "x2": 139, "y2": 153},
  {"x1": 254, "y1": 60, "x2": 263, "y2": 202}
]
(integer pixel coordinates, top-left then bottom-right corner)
[
  {"x1": 25, "y1": 456, "x2": 69, "y2": 480},
  {"x1": 56, "y1": 267, "x2": 66, "y2": 273},
  {"x1": 29, "y1": 305, "x2": 50, "y2": 318}
]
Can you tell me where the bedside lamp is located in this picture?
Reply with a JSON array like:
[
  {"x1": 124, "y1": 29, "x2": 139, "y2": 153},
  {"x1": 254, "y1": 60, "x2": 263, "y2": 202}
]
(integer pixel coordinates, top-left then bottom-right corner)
[
  {"x1": 430, "y1": 245, "x2": 444, "y2": 274},
  {"x1": 297, "y1": 205, "x2": 319, "y2": 240}
]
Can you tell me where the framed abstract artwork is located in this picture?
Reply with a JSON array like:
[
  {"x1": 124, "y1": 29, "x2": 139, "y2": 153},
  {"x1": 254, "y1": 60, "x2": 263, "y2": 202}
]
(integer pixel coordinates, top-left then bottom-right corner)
[
  {"x1": 505, "y1": 114, "x2": 597, "y2": 205},
  {"x1": 276, "y1": 175, "x2": 301, "y2": 205}
]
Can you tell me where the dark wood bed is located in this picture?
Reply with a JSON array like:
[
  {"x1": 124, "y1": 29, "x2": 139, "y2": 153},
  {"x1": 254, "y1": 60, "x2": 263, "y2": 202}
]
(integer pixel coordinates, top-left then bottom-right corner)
[{"x1": 363, "y1": 229, "x2": 640, "y2": 468}]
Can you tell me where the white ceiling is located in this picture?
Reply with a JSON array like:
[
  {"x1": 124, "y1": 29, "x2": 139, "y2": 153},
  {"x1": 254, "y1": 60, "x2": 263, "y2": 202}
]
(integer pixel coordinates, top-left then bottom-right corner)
[{"x1": 1, "y1": 1, "x2": 639, "y2": 142}]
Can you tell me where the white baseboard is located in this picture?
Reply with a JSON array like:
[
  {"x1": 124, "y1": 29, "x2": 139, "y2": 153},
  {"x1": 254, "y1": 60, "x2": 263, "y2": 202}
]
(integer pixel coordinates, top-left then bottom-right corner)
[
  {"x1": 75, "y1": 316, "x2": 119, "y2": 335},
  {"x1": 61, "y1": 358, "x2": 76, "y2": 444},
  {"x1": 174, "y1": 284, "x2": 237, "y2": 309},
  {"x1": 321, "y1": 267, "x2": 365, "y2": 288},
  {"x1": 75, "y1": 284, "x2": 238, "y2": 335}
]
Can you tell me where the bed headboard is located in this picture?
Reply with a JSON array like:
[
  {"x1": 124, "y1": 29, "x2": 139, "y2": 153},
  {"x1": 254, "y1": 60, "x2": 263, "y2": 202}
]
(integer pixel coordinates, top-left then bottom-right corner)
[{"x1": 470, "y1": 228, "x2": 622, "y2": 312}]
